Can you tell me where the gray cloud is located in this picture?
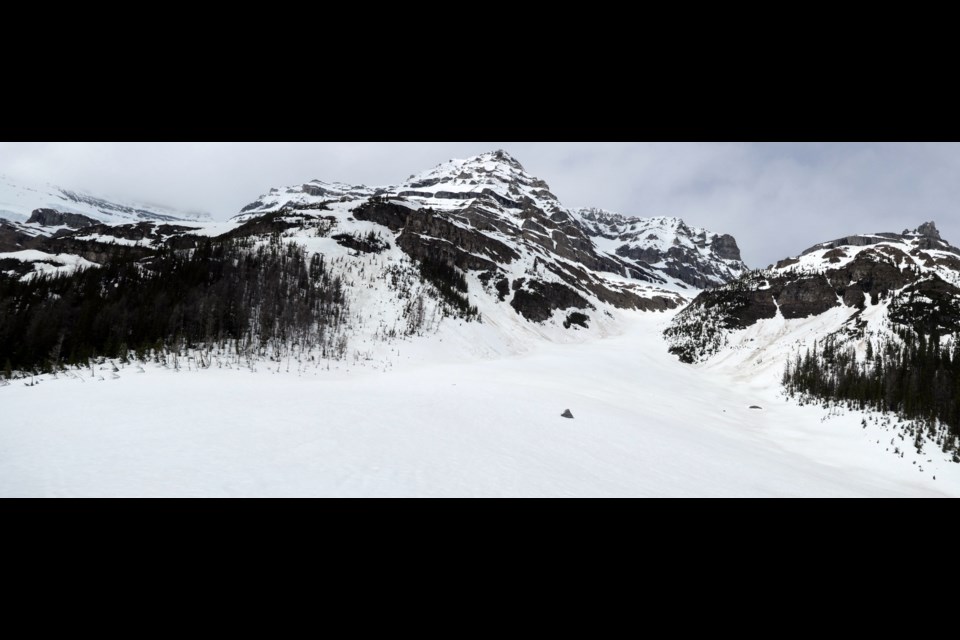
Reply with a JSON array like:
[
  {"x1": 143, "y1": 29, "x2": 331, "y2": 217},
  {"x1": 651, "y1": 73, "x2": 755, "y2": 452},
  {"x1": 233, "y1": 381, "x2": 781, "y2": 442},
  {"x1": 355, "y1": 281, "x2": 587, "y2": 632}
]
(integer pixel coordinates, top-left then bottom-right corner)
[{"x1": 1, "y1": 142, "x2": 957, "y2": 268}]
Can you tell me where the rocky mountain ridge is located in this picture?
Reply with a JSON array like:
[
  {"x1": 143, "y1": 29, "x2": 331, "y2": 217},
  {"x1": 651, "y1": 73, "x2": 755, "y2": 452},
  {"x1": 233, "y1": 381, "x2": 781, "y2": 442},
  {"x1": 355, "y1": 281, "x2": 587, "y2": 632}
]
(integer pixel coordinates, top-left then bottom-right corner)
[
  {"x1": 1, "y1": 151, "x2": 751, "y2": 361},
  {"x1": 665, "y1": 220, "x2": 960, "y2": 362},
  {"x1": 235, "y1": 150, "x2": 747, "y2": 298}
]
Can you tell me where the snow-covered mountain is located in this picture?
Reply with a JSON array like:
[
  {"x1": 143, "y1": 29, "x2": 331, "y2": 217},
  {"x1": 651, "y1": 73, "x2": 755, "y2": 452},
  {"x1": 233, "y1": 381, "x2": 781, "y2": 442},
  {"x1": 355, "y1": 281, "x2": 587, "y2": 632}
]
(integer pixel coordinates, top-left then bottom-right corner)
[
  {"x1": 0, "y1": 174, "x2": 210, "y2": 229},
  {"x1": 235, "y1": 150, "x2": 561, "y2": 219},
  {"x1": 5, "y1": 154, "x2": 960, "y2": 496},
  {"x1": 1, "y1": 153, "x2": 744, "y2": 313},
  {"x1": 1, "y1": 150, "x2": 750, "y2": 347},
  {"x1": 230, "y1": 150, "x2": 746, "y2": 323},
  {"x1": 665, "y1": 221, "x2": 960, "y2": 363},
  {"x1": 0, "y1": 174, "x2": 214, "y2": 275},
  {"x1": 665, "y1": 221, "x2": 960, "y2": 462},
  {"x1": 572, "y1": 209, "x2": 746, "y2": 288}
]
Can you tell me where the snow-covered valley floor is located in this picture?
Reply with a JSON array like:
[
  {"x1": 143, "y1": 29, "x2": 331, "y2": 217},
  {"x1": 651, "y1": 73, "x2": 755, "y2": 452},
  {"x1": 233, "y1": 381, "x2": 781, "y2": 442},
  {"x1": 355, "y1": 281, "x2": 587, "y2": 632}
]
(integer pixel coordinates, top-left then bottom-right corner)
[{"x1": 2, "y1": 312, "x2": 956, "y2": 497}]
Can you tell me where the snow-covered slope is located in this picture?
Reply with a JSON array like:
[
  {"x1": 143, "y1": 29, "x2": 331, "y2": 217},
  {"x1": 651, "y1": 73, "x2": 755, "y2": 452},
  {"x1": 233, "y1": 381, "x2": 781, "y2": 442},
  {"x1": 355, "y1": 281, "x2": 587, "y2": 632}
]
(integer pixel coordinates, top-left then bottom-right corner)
[
  {"x1": 4, "y1": 157, "x2": 960, "y2": 496},
  {"x1": 2, "y1": 152, "x2": 744, "y2": 315},
  {"x1": 0, "y1": 249, "x2": 99, "y2": 281},
  {"x1": 234, "y1": 150, "x2": 743, "y2": 290},
  {"x1": 664, "y1": 221, "x2": 960, "y2": 465},
  {"x1": 225, "y1": 151, "x2": 750, "y2": 332},
  {"x1": 2, "y1": 310, "x2": 954, "y2": 497},
  {"x1": 572, "y1": 209, "x2": 747, "y2": 288},
  {"x1": 666, "y1": 221, "x2": 960, "y2": 362},
  {"x1": 0, "y1": 174, "x2": 211, "y2": 228},
  {"x1": 236, "y1": 150, "x2": 560, "y2": 219},
  {"x1": 0, "y1": 174, "x2": 214, "y2": 278}
]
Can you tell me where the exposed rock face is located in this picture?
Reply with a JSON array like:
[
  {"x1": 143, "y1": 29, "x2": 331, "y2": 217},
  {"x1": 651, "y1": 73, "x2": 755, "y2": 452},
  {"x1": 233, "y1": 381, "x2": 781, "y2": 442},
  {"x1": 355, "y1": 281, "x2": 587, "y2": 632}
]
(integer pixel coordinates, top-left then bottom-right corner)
[
  {"x1": 351, "y1": 199, "x2": 411, "y2": 232},
  {"x1": 397, "y1": 208, "x2": 520, "y2": 272},
  {"x1": 510, "y1": 280, "x2": 593, "y2": 322},
  {"x1": 574, "y1": 209, "x2": 748, "y2": 288},
  {"x1": 27, "y1": 208, "x2": 98, "y2": 229},
  {"x1": 235, "y1": 152, "x2": 749, "y2": 326},
  {"x1": 824, "y1": 251, "x2": 912, "y2": 303},
  {"x1": 332, "y1": 233, "x2": 389, "y2": 254},
  {"x1": 8, "y1": 151, "x2": 742, "y2": 332},
  {"x1": 806, "y1": 222, "x2": 959, "y2": 257},
  {"x1": 777, "y1": 276, "x2": 839, "y2": 319},
  {"x1": 888, "y1": 276, "x2": 960, "y2": 334},
  {"x1": 286, "y1": 153, "x2": 709, "y2": 322},
  {"x1": 0, "y1": 221, "x2": 36, "y2": 252},
  {"x1": 665, "y1": 221, "x2": 960, "y2": 363},
  {"x1": 915, "y1": 221, "x2": 941, "y2": 240},
  {"x1": 712, "y1": 234, "x2": 742, "y2": 261}
]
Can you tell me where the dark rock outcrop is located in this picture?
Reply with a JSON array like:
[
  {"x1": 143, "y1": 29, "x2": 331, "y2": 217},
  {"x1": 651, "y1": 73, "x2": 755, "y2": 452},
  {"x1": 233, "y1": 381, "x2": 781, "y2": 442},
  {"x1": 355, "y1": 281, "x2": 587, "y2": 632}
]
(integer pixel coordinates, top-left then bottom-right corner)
[
  {"x1": 695, "y1": 285, "x2": 780, "y2": 329},
  {"x1": 777, "y1": 276, "x2": 839, "y2": 319},
  {"x1": 667, "y1": 222, "x2": 960, "y2": 363},
  {"x1": 824, "y1": 251, "x2": 912, "y2": 301},
  {"x1": 510, "y1": 280, "x2": 592, "y2": 322},
  {"x1": 563, "y1": 312, "x2": 590, "y2": 329},
  {"x1": 805, "y1": 222, "x2": 960, "y2": 257},
  {"x1": 494, "y1": 277, "x2": 510, "y2": 301},
  {"x1": 915, "y1": 221, "x2": 941, "y2": 240},
  {"x1": 888, "y1": 276, "x2": 960, "y2": 334},
  {"x1": 616, "y1": 244, "x2": 735, "y2": 289},
  {"x1": 712, "y1": 234, "x2": 742, "y2": 261},
  {"x1": 27, "y1": 208, "x2": 98, "y2": 229},
  {"x1": 219, "y1": 212, "x2": 305, "y2": 240},
  {"x1": 352, "y1": 199, "x2": 412, "y2": 231},
  {"x1": 802, "y1": 235, "x2": 886, "y2": 254},
  {"x1": 239, "y1": 200, "x2": 266, "y2": 213},
  {"x1": 0, "y1": 222, "x2": 35, "y2": 252},
  {"x1": 575, "y1": 210, "x2": 747, "y2": 287},
  {"x1": 395, "y1": 208, "x2": 519, "y2": 273},
  {"x1": 332, "y1": 233, "x2": 389, "y2": 254}
]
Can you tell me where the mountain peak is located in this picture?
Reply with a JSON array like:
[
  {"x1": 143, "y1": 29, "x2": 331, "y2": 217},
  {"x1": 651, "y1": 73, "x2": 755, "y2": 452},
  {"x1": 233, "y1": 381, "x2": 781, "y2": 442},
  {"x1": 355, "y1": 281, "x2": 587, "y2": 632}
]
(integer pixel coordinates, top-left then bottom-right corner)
[
  {"x1": 910, "y1": 221, "x2": 941, "y2": 240},
  {"x1": 395, "y1": 150, "x2": 559, "y2": 210},
  {"x1": 477, "y1": 149, "x2": 525, "y2": 170},
  {"x1": 232, "y1": 152, "x2": 747, "y2": 290},
  {"x1": 415, "y1": 149, "x2": 530, "y2": 180}
]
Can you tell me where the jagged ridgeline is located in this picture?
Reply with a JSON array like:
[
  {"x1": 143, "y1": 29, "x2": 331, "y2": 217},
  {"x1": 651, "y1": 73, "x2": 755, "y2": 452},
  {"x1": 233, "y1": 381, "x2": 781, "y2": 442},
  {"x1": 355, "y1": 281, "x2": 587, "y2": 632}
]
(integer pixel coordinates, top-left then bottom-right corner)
[
  {"x1": 1, "y1": 150, "x2": 749, "y2": 375},
  {"x1": 665, "y1": 221, "x2": 960, "y2": 458}
]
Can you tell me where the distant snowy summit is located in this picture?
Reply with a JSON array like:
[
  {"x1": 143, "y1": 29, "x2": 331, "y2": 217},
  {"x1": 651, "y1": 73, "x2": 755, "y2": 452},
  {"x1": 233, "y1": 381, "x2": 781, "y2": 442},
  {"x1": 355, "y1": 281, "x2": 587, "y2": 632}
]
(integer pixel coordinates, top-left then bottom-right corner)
[
  {"x1": 236, "y1": 150, "x2": 748, "y2": 291},
  {"x1": 0, "y1": 174, "x2": 211, "y2": 228},
  {"x1": 573, "y1": 209, "x2": 745, "y2": 288},
  {"x1": 236, "y1": 150, "x2": 561, "y2": 219}
]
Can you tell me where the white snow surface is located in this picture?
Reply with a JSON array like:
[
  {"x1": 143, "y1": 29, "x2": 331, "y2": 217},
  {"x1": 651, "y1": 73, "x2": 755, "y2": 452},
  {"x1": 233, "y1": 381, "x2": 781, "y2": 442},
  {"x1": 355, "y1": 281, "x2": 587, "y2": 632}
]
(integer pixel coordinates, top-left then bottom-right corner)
[
  {"x1": 4, "y1": 161, "x2": 957, "y2": 496},
  {"x1": 776, "y1": 236, "x2": 960, "y2": 287},
  {"x1": 0, "y1": 174, "x2": 211, "y2": 226},
  {"x1": 2, "y1": 310, "x2": 955, "y2": 497},
  {"x1": 233, "y1": 150, "x2": 559, "y2": 221},
  {"x1": 0, "y1": 249, "x2": 99, "y2": 280}
]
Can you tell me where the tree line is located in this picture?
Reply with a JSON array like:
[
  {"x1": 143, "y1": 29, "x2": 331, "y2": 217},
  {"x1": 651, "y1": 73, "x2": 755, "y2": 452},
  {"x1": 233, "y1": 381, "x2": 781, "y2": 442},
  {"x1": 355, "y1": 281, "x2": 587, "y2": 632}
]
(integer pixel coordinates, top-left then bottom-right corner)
[
  {"x1": 783, "y1": 328, "x2": 960, "y2": 459},
  {"x1": 0, "y1": 237, "x2": 350, "y2": 375}
]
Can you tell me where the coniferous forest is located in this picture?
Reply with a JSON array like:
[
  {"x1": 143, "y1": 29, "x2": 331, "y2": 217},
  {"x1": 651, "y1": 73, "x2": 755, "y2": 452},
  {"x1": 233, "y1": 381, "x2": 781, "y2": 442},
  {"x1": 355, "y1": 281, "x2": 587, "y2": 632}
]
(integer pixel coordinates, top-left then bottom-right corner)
[
  {"x1": 782, "y1": 329, "x2": 960, "y2": 460},
  {"x1": 0, "y1": 236, "x2": 350, "y2": 375}
]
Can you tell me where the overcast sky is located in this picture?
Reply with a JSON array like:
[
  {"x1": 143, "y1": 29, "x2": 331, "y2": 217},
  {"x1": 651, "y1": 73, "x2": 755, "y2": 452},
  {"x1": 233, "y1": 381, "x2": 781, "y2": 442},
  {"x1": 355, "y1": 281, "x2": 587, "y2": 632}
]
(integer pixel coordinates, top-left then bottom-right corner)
[{"x1": 1, "y1": 142, "x2": 957, "y2": 268}]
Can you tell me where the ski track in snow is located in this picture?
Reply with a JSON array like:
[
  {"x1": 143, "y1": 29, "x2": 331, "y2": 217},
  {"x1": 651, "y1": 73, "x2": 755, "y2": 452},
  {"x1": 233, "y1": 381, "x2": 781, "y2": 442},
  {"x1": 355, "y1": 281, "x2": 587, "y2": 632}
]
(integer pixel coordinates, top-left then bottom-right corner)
[{"x1": 1, "y1": 311, "x2": 954, "y2": 497}]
